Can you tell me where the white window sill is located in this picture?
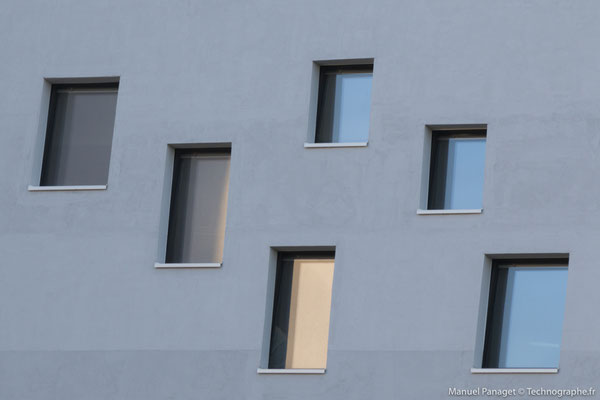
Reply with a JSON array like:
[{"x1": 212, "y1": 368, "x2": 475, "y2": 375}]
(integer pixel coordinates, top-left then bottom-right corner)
[
  {"x1": 154, "y1": 262, "x2": 222, "y2": 269},
  {"x1": 471, "y1": 368, "x2": 558, "y2": 374},
  {"x1": 304, "y1": 142, "x2": 368, "y2": 148},
  {"x1": 257, "y1": 368, "x2": 325, "y2": 375},
  {"x1": 417, "y1": 209, "x2": 482, "y2": 215},
  {"x1": 28, "y1": 185, "x2": 107, "y2": 192}
]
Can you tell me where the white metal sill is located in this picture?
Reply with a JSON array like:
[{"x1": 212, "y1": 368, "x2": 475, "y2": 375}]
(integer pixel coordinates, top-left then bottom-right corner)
[
  {"x1": 417, "y1": 209, "x2": 482, "y2": 215},
  {"x1": 154, "y1": 262, "x2": 222, "y2": 269},
  {"x1": 471, "y1": 368, "x2": 558, "y2": 374},
  {"x1": 28, "y1": 185, "x2": 107, "y2": 191},
  {"x1": 304, "y1": 142, "x2": 368, "y2": 148},
  {"x1": 257, "y1": 368, "x2": 325, "y2": 375}
]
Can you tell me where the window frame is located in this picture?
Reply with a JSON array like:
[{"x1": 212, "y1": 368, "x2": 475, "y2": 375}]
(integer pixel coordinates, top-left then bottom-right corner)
[
  {"x1": 267, "y1": 250, "x2": 336, "y2": 371},
  {"x1": 481, "y1": 258, "x2": 569, "y2": 369},
  {"x1": 313, "y1": 64, "x2": 374, "y2": 145},
  {"x1": 426, "y1": 129, "x2": 487, "y2": 211},
  {"x1": 161, "y1": 147, "x2": 232, "y2": 266},
  {"x1": 39, "y1": 82, "x2": 119, "y2": 187}
]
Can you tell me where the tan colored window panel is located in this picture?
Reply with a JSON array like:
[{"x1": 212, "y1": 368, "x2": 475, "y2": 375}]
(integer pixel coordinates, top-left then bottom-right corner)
[{"x1": 285, "y1": 259, "x2": 335, "y2": 369}]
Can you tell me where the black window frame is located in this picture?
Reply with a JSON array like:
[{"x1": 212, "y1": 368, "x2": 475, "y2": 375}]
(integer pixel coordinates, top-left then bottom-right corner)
[
  {"x1": 482, "y1": 258, "x2": 569, "y2": 368},
  {"x1": 427, "y1": 129, "x2": 487, "y2": 210},
  {"x1": 40, "y1": 81, "x2": 120, "y2": 186},
  {"x1": 267, "y1": 250, "x2": 336, "y2": 369},
  {"x1": 314, "y1": 64, "x2": 374, "y2": 144}
]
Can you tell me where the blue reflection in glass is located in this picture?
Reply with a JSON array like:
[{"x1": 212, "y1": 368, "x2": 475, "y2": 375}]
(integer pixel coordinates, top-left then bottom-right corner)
[
  {"x1": 331, "y1": 73, "x2": 372, "y2": 142},
  {"x1": 498, "y1": 267, "x2": 568, "y2": 368},
  {"x1": 444, "y1": 138, "x2": 486, "y2": 209}
]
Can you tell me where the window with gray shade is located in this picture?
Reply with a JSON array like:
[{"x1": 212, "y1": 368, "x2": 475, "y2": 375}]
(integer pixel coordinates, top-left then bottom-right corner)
[
  {"x1": 315, "y1": 64, "x2": 373, "y2": 143},
  {"x1": 40, "y1": 83, "x2": 118, "y2": 186},
  {"x1": 165, "y1": 149, "x2": 231, "y2": 264},
  {"x1": 483, "y1": 260, "x2": 569, "y2": 369},
  {"x1": 427, "y1": 130, "x2": 486, "y2": 210}
]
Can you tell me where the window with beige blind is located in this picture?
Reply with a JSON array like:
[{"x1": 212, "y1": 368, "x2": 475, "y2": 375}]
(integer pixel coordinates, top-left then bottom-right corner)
[{"x1": 268, "y1": 252, "x2": 335, "y2": 370}]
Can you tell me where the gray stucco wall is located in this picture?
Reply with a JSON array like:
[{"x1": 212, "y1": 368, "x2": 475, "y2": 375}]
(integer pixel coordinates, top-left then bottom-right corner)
[{"x1": 2, "y1": 1, "x2": 600, "y2": 398}]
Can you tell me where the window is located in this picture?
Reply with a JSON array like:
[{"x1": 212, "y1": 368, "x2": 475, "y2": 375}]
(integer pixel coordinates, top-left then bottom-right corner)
[
  {"x1": 268, "y1": 252, "x2": 335, "y2": 370},
  {"x1": 427, "y1": 129, "x2": 486, "y2": 210},
  {"x1": 314, "y1": 64, "x2": 373, "y2": 144},
  {"x1": 165, "y1": 148, "x2": 231, "y2": 265},
  {"x1": 482, "y1": 260, "x2": 569, "y2": 369},
  {"x1": 40, "y1": 82, "x2": 118, "y2": 186}
]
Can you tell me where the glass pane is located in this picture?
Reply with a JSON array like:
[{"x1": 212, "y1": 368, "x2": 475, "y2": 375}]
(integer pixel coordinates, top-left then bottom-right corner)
[
  {"x1": 166, "y1": 153, "x2": 230, "y2": 263},
  {"x1": 429, "y1": 136, "x2": 486, "y2": 209},
  {"x1": 497, "y1": 267, "x2": 568, "y2": 368},
  {"x1": 315, "y1": 71, "x2": 372, "y2": 143},
  {"x1": 41, "y1": 88, "x2": 118, "y2": 186},
  {"x1": 269, "y1": 256, "x2": 335, "y2": 369}
]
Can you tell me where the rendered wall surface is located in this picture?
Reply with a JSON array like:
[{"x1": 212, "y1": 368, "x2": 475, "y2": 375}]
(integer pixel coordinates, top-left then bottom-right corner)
[{"x1": 2, "y1": 1, "x2": 600, "y2": 399}]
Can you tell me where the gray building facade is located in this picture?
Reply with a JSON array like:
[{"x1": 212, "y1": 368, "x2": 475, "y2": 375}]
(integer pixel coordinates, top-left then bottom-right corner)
[{"x1": 2, "y1": 1, "x2": 600, "y2": 399}]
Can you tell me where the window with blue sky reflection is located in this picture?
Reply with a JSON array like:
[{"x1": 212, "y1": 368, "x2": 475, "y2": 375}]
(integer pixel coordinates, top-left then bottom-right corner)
[
  {"x1": 315, "y1": 65, "x2": 373, "y2": 143},
  {"x1": 484, "y1": 264, "x2": 568, "y2": 368},
  {"x1": 428, "y1": 131, "x2": 486, "y2": 210}
]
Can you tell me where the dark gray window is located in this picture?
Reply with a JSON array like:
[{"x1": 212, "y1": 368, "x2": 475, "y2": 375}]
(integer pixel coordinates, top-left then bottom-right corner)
[
  {"x1": 165, "y1": 149, "x2": 231, "y2": 264},
  {"x1": 315, "y1": 65, "x2": 373, "y2": 143},
  {"x1": 483, "y1": 260, "x2": 568, "y2": 369},
  {"x1": 40, "y1": 83, "x2": 118, "y2": 186},
  {"x1": 428, "y1": 130, "x2": 486, "y2": 210},
  {"x1": 268, "y1": 252, "x2": 335, "y2": 369}
]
